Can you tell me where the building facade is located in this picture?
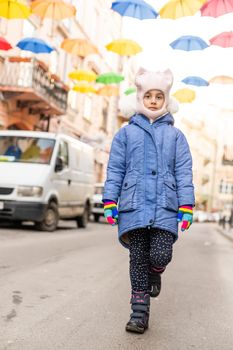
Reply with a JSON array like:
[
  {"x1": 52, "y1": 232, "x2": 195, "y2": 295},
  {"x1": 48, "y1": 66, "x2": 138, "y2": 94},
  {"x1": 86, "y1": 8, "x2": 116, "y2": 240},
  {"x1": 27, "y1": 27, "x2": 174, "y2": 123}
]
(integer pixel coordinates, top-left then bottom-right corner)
[{"x1": 0, "y1": 0, "x2": 122, "y2": 182}]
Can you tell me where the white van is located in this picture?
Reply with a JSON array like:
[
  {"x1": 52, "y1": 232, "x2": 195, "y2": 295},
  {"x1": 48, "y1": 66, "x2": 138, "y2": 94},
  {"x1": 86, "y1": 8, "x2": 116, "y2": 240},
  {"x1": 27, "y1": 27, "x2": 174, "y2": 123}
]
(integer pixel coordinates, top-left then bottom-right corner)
[{"x1": 0, "y1": 130, "x2": 94, "y2": 231}]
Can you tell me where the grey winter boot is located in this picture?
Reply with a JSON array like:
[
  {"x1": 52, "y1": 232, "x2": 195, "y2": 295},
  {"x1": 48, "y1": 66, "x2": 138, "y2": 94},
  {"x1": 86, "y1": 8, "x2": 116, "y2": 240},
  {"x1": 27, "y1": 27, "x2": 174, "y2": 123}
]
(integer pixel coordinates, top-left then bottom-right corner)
[
  {"x1": 148, "y1": 271, "x2": 161, "y2": 298},
  {"x1": 125, "y1": 291, "x2": 150, "y2": 334}
]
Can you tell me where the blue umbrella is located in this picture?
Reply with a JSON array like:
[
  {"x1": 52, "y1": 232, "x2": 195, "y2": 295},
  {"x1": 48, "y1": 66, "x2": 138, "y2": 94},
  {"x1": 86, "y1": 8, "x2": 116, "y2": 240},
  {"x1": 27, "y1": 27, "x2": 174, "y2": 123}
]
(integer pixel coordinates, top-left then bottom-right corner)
[
  {"x1": 16, "y1": 37, "x2": 54, "y2": 54},
  {"x1": 111, "y1": 0, "x2": 158, "y2": 20},
  {"x1": 170, "y1": 35, "x2": 209, "y2": 51},
  {"x1": 182, "y1": 76, "x2": 209, "y2": 87}
]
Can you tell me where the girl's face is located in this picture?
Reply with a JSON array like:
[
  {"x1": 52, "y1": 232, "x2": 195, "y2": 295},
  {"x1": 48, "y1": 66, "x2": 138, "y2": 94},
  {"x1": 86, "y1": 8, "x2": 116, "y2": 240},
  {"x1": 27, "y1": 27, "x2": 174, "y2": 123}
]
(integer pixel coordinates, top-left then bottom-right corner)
[{"x1": 143, "y1": 89, "x2": 165, "y2": 111}]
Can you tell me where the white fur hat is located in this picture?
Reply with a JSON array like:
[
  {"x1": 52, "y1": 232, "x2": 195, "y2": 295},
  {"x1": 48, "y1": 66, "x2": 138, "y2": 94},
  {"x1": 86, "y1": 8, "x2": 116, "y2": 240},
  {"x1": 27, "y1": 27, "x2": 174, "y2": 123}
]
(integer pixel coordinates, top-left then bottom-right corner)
[
  {"x1": 119, "y1": 92, "x2": 179, "y2": 120},
  {"x1": 135, "y1": 67, "x2": 178, "y2": 119}
]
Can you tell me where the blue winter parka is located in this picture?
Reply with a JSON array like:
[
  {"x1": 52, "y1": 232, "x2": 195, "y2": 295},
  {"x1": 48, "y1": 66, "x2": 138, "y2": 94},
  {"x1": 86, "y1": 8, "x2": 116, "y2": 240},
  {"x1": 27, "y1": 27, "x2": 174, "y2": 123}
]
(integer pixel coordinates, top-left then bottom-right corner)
[{"x1": 103, "y1": 113, "x2": 195, "y2": 248}]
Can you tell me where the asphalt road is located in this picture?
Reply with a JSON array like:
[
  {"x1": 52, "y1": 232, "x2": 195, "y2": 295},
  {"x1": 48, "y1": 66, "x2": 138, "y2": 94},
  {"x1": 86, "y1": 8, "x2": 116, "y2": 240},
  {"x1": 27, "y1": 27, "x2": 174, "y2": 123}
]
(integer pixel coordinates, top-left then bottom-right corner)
[{"x1": 0, "y1": 220, "x2": 232, "y2": 350}]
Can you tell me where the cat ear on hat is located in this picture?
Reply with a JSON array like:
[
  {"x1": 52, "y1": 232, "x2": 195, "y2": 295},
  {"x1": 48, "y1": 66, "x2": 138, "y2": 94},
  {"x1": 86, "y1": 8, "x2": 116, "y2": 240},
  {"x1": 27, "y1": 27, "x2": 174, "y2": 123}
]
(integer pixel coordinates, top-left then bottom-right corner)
[
  {"x1": 163, "y1": 69, "x2": 174, "y2": 87},
  {"x1": 135, "y1": 67, "x2": 147, "y2": 87}
]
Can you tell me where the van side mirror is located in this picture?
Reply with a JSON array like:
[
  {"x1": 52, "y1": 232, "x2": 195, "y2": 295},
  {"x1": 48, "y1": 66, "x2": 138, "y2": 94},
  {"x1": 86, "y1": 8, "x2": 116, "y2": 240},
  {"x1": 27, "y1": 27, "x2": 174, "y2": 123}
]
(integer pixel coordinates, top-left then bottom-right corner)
[{"x1": 55, "y1": 157, "x2": 64, "y2": 172}]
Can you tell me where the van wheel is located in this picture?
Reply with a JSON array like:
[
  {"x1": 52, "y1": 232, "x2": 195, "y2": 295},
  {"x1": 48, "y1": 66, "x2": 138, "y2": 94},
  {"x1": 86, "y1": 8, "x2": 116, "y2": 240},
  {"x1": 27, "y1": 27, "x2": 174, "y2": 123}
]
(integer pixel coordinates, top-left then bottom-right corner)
[
  {"x1": 94, "y1": 214, "x2": 100, "y2": 222},
  {"x1": 76, "y1": 205, "x2": 89, "y2": 228},
  {"x1": 35, "y1": 202, "x2": 59, "y2": 232}
]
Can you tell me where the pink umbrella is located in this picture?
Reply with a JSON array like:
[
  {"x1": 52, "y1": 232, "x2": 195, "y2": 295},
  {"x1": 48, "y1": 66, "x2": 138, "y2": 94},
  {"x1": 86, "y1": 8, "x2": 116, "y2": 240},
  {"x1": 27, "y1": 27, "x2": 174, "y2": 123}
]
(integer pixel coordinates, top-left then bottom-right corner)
[
  {"x1": 210, "y1": 31, "x2": 233, "y2": 47},
  {"x1": 201, "y1": 0, "x2": 233, "y2": 17}
]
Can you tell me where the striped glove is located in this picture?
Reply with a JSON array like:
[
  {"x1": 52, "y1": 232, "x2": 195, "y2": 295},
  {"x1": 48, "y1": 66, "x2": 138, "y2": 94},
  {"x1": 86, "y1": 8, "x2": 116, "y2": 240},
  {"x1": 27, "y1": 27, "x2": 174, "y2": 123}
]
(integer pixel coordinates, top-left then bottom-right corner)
[
  {"x1": 177, "y1": 205, "x2": 193, "y2": 231},
  {"x1": 103, "y1": 200, "x2": 118, "y2": 226}
]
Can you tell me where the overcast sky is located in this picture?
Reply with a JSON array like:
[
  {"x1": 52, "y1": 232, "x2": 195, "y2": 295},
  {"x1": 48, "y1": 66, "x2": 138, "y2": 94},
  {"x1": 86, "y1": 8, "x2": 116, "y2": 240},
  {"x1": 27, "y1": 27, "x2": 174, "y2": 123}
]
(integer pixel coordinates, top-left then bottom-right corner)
[{"x1": 121, "y1": 1, "x2": 233, "y2": 120}]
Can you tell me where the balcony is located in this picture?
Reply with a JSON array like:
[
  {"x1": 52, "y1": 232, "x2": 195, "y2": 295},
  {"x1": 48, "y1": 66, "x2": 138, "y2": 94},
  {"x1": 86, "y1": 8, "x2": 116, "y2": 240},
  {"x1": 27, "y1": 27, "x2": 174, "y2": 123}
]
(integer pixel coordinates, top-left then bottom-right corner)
[{"x1": 0, "y1": 56, "x2": 68, "y2": 116}]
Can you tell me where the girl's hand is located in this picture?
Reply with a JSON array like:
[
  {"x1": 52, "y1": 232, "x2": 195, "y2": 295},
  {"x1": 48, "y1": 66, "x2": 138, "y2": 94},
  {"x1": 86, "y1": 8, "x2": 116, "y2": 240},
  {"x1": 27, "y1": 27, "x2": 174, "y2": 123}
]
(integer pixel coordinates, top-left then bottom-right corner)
[
  {"x1": 177, "y1": 206, "x2": 193, "y2": 231},
  {"x1": 103, "y1": 200, "x2": 118, "y2": 226}
]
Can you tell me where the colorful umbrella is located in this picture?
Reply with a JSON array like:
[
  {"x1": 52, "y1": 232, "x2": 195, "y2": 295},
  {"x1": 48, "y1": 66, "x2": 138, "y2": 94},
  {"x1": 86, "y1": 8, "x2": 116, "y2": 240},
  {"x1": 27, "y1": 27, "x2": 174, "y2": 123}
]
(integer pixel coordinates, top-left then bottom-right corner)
[
  {"x1": 73, "y1": 83, "x2": 97, "y2": 94},
  {"x1": 0, "y1": 0, "x2": 31, "y2": 19},
  {"x1": 181, "y1": 76, "x2": 209, "y2": 86},
  {"x1": 209, "y1": 31, "x2": 233, "y2": 47},
  {"x1": 31, "y1": 0, "x2": 76, "y2": 20},
  {"x1": 159, "y1": 0, "x2": 205, "y2": 19},
  {"x1": 124, "y1": 87, "x2": 137, "y2": 95},
  {"x1": 200, "y1": 0, "x2": 233, "y2": 18},
  {"x1": 170, "y1": 35, "x2": 209, "y2": 51},
  {"x1": 68, "y1": 70, "x2": 97, "y2": 82},
  {"x1": 209, "y1": 75, "x2": 233, "y2": 84},
  {"x1": 106, "y1": 39, "x2": 142, "y2": 56},
  {"x1": 173, "y1": 88, "x2": 196, "y2": 103},
  {"x1": 0, "y1": 36, "x2": 12, "y2": 50},
  {"x1": 61, "y1": 38, "x2": 98, "y2": 57},
  {"x1": 96, "y1": 72, "x2": 124, "y2": 84},
  {"x1": 16, "y1": 37, "x2": 54, "y2": 54},
  {"x1": 111, "y1": 0, "x2": 158, "y2": 20},
  {"x1": 97, "y1": 86, "x2": 119, "y2": 97}
]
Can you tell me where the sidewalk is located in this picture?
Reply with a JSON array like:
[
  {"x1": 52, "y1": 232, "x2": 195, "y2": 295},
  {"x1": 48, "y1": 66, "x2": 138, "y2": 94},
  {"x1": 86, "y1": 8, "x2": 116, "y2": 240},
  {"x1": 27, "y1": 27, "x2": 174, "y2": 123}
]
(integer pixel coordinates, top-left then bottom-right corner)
[{"x1": 216, "y1": 223, "x2": 233, "y2": 242}]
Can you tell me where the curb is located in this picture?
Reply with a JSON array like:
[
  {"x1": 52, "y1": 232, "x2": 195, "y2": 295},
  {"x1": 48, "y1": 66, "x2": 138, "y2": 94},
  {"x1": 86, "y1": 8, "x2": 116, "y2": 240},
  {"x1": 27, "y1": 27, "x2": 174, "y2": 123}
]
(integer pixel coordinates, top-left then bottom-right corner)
[{"x1": 216, "y1": 227, "x2": 233, "y2": 243}]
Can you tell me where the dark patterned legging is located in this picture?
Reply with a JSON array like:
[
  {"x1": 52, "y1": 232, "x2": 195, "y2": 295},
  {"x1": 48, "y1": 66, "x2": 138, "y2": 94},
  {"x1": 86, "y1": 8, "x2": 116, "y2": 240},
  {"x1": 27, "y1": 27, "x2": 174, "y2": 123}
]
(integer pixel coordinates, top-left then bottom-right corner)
[{"x1": 128, "y1": 228, "x2": 174, "y2": 292}]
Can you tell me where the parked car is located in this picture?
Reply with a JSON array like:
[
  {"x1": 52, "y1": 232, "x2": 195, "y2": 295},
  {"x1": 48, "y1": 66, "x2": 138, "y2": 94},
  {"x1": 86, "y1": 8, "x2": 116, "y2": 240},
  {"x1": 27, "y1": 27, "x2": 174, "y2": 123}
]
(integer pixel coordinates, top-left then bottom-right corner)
[
  {"x1": 91, "y1": 183, "x2": 104, "y2": 222},
  {"x1": 0, "y1": 130, "x2": 94, "y2": 231}
]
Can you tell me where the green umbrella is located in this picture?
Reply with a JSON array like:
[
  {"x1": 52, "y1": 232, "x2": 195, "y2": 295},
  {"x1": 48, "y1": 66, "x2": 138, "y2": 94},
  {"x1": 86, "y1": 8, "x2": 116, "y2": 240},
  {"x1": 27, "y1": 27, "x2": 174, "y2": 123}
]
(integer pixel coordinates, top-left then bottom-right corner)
[
  {"x1": 124, "y1": 87, "x2": 136, "y2": 95},
  {"x1": 96, "y1": 72, "x2": 124, "y2": 84}
]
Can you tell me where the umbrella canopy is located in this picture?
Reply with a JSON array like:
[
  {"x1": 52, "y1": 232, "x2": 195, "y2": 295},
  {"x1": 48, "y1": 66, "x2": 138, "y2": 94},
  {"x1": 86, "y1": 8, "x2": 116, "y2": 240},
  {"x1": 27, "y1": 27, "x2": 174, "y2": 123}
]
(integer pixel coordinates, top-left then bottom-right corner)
[
  {"x1": 200, "y1": 0, "x2": 233, "y2": 18},
  {"x1": 182, "y1": 76, "x2": 209, "y2": 86},
  {"x1": 209, "y1": 75, "x2": 233, "y2": 84},
  {"x1": 97, "y1": 86, "x2": 119, "y2": 97},
  {"x1": 124, "y1": 86, "x2": 137, "y2": 95},
  {"x1": 96, "y1": 72, "x2": 124, "y2": 84},
  {"x1": 31, "y1": 0, "x2": 76, "y2": 20},
  {"x1": 68, "y1": 70, "x2": 97, "y2": 82},
  {"x1": 73, "y1": 83, "x2": 97, "y2": 94},
  {"x1": 0, "y1": 36, "x2": 12, "y2": 50},
  {"x1": 61, "y1": 38, "x2": 98, "y2": 57},
  {"x1": 170, "y1": 35, "x2": 209, "y2": 51},
  {"x1": 111, "y1": 0, "x2": 158, "y2": 20},
  {"x1": 159, "y1": 0, "x2": 205, "y2": 19},
  {"x1": 209, "y1": 31, "x2": 233, "y2": 47},
  {"x1": 173, "y1": 88, "x2": 196, "y2": 103},
  {"x1": 106, "y1": 39, "x2": 142, "y2": 56},
  {"x1": 0, "y1": 0, "x2": 30, "y2": 19},
  {"x1": 16, "y1": 37, "x2": 54, "y2": 54}
]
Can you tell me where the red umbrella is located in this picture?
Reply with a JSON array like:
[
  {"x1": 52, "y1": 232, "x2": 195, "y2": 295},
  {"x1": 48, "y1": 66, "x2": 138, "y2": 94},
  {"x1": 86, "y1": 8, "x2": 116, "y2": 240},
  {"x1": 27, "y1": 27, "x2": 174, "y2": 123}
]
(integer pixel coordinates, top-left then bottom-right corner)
[
  {"x1": 210, "y1": 31, "x2": 233, "y2": 47},
  {"x1": 0, "y1": 36, "x2": 12, "y2": 51},
  {"x1": 201, "y1": 0, "x2": 233, "y2": 18}
]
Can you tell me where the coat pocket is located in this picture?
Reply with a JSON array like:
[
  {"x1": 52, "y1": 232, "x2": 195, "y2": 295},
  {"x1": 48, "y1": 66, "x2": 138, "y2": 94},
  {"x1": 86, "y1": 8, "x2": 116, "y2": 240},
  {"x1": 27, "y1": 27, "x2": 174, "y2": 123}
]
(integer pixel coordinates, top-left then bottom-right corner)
[
  {"x1": 118, "y1": 176, "x2": 137, "y2": 212},
  {"x1": 163, "y1": 178, "x2": 178, "y2": 212}
]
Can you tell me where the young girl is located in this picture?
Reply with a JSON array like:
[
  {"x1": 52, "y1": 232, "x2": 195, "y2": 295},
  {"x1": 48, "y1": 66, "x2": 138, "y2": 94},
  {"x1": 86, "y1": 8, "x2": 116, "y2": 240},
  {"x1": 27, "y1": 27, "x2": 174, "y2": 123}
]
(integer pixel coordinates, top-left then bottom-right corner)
[{"x1": 103, "y1": 68, "x2": 195, "y2": 334}]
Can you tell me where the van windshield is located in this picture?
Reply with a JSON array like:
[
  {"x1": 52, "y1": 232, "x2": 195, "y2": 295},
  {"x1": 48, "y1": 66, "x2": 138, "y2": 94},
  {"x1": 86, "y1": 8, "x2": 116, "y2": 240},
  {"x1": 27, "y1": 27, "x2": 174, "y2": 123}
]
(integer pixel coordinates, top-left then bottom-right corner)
[{"x1": 0, "y1": 136, "x2": 55, "y2": 164}]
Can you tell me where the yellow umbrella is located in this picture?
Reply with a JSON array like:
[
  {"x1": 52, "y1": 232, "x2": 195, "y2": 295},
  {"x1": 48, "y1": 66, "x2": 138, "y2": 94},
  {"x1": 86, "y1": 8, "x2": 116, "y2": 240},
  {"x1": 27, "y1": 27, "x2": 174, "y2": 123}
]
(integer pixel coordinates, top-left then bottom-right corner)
[
  {"x1": 106, "y1": 39, "x2": 142, "y2": 56},
  {"x1": 97, "y1": 86, "x2": 119, "y2": 97},
  {"x1": 159, "y1": 0, "x2": 206, "y2": 19},
  {"x1": 173, "y1": 88, "x2": 196, "y2": 103},
  {"x1": 68, "y1": 70, "x2": 97, "y2": 82},
  {"x1": 0, "y1": 0, "x2": 31, "y2": 19},
  {"x1": 61, "y1": 38, "x2": 98, "y2": 57},
  {"x1": 209, "y1": 75, "x2": 233, "y2": 84},
  {"x1": 73, "y1": 83, "x2": 97, "y2": 94},
  {"x1": 31, "y1": 0, "x2": 76, "y2": 20}
]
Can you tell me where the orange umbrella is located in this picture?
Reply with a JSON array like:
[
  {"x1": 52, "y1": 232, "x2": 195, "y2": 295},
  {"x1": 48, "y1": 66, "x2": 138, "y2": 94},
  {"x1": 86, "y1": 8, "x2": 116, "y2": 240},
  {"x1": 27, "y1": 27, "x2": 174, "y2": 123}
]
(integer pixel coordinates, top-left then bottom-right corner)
[
  {"x1": 209, "y1": 75, "x2": 233, "y2": 84},
  {"x1": 31, "y1": 0, "x2": 76, "y2": 19},
  {"x1": 97, "y1": 86, "x2": 119, "y2": 97},
  {"x1": 61, "y1": 38, "x2": 98, "y2": 57}
]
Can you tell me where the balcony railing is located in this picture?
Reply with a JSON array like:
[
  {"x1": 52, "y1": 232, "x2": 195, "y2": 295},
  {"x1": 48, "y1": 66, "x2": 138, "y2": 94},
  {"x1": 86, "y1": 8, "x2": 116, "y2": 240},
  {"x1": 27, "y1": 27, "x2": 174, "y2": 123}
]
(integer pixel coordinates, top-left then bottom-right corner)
[{"x1": 0, "y1": 57, "x2": 68, "y2": 115}]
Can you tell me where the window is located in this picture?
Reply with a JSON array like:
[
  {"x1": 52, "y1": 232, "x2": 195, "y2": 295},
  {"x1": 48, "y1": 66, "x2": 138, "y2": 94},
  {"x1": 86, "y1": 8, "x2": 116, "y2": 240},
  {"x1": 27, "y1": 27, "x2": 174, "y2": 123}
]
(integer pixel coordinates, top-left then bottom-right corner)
[
  {"x1": 58, "y1": 141, "x2": 69, "y2": 167},
  {"x1": 0, "y1": 136, "x2": 55, "y2": 164},
  {"x1": 83, "y1": 95, "x2": 92, "y2": 121}
]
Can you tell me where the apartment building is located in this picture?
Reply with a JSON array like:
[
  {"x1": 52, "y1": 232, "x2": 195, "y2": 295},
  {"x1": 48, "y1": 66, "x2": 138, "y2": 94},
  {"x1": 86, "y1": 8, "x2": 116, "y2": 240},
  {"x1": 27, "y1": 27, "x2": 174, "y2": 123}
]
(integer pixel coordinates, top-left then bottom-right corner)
[{"x1": 0, "y1": 0, "x2": 122, "y2": 182}]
